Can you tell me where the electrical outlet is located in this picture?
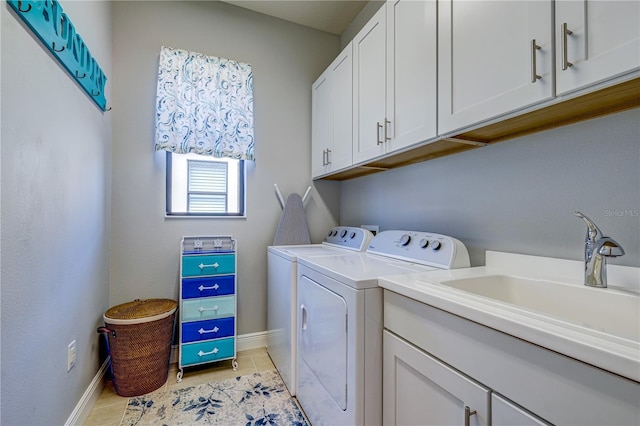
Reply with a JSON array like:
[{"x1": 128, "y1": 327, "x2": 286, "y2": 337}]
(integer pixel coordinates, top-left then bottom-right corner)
[
  {"x1": 361, "y1": 225, "x2": 379, "y2": 236},
  {"x1": 67, "y1": 340, "x2": 77, "y2": 371}
]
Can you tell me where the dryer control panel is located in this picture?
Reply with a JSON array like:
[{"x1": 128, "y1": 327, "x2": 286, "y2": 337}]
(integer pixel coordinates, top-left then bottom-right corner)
[
  {"x1": 367, "y1": 230, "x2": 470, "y2": 270},
  {"x1": 322, "y1": 227, "x2": 374, "y2": 251}
]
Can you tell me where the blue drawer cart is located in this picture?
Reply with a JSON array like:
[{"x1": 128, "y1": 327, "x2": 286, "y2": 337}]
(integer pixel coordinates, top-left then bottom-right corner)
[{"x1": 177, "y1": 236, "x2": 238, "y2": 382}]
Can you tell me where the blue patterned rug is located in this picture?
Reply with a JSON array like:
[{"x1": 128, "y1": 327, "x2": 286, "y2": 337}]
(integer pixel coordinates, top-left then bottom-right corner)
[{"x1": 120, "y1": 370, "x2": 309, "y2": 425}]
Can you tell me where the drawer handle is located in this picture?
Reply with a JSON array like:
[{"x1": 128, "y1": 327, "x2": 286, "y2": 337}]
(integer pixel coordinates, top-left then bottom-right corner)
[
  {"x1": 199, "y1": 262, "x2": 220, "y2": 270},
  {"x1": 198, "y1": 283, "x2": 220, "y2": 292},
  {"x1": 197, "y1": 347, "x2": 219, "y2": 357},
  {"x1": 198, "y1": 326, "x2": 220, "y2": 335},
  {"x1": 198, "y1": 305, "x2": 220, "y2": 314},
  {"x1": 464, "y1": 406, "x2": 477, "y2": 426}
]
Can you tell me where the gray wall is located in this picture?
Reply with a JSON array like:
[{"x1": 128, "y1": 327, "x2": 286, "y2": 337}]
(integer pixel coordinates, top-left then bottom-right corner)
[
  {"x1": 1, "y1": 1, "x2": 112, "y2": 424},
  {"x1": 110, "y1": 1, "x2": 341, "y2": 335},
  {"x1": 341, "y1": 109, "x2": 640, "y2": 267}
]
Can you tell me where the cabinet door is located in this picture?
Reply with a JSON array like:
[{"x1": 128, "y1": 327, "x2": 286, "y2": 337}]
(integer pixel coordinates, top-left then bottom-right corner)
[
  {"x1": 438, "y1": 0, "x2": 553, "y2": 135},
  {"x1": 383, "y1": 330, "x2": 490, "y2": 426},
  {"x1": 556, "y1": 0, "x2": 640, "y2": 95},
  {"x1": 492, "y1": 394, "x2": 551, "y2": 426},
  {"x1": 311, "y1": 69, "x2": 332, "y2": 177},
  {"x1": 386, "y1": 0, "x2": 437, "y2": 153},
  {"x1": 353, "y1": 5, "x2": 387, "y2": 164},
  {"x1": 329, "y1": 44, "x2": 353, "y2": 172},
  {"x1": 312, "y1": 45, "x2": 353, "y2": 178}
]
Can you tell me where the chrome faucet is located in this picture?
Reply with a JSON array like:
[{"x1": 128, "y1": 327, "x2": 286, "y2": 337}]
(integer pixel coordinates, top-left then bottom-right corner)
[{"x1": 574, "y1": 211, "x2": 625, "y2": 288}]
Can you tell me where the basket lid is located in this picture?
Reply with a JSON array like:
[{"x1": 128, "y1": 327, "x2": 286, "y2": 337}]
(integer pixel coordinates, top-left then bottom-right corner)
[{"x1": 104, "y1": 299, "x2": 177, "y2": 325}]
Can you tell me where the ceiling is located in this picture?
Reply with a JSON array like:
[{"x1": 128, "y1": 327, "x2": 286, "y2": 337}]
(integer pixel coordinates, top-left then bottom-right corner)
[{"x1": 220, "y1": 0, "x2": 369, "y2": 35}]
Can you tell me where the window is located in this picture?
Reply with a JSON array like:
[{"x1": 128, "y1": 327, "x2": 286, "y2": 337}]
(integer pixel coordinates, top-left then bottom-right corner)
[{"x1": 166, "y1": 152, "x2": 245, "y2": 216}]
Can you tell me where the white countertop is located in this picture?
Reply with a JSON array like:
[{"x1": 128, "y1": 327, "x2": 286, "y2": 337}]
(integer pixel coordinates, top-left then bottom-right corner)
[{"x1": 379, "y1": 251, "x2": 640, "y2": 382}]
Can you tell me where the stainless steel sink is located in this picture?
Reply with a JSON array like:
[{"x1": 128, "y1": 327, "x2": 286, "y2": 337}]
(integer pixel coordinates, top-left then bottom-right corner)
[{"x1": 441, "y1": 275, "x2": 639, "y2": 341}]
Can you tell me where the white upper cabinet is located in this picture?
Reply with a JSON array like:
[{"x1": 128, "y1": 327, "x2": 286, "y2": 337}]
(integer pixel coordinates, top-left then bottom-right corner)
[
  {"x1": 438, "y1": 0, "x2": 554, "y2": 135},
  {"x1": 555, "y1": 0, "x2": 640, "y2": 95},
  {"x1": 353, "y1": 6, "x2": 387, "y2": 163},
  {"x1": 312, "y1": 43, "x2": 353, "y2": 178},
  {"x1": 386, "y1": 0, "x2": 438, "y2": 154},
  {"x1": 353, "y1": 0, "x2": 437, "y2": 164}
]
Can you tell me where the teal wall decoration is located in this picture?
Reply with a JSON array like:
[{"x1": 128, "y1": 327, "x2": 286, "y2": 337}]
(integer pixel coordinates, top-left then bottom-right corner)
[{"x1": 8, "y1": 0, "x2": 109, "y2": 111}]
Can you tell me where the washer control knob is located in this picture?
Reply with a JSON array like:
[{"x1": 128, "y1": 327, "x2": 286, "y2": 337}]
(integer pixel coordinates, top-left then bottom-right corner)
[
  {"x1": 399, "y1": 234, "x2": 412, "y2": 246},
  {"x1": 340, "y1": 229, "x2": 348, "y2": 238},
  {"x1": 419, "y1": 238, "x2": 429, "y2": 248},
  {"x1": 431, "y1": 240, "x2": 442, "y2": 251},
  {"x1": 350, "y1": 232, "x2": 356, "y2": 239}
]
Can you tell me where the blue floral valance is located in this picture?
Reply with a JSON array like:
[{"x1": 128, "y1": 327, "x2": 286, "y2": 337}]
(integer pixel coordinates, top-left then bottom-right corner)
[{"x1": 155, "y1": 46, "x2": 254, "y2": 161}]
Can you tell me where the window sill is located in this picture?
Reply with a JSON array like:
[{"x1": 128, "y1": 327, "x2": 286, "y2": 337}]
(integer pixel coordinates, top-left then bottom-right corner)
[{"x1": 164, "y1": 214, "x2": 247, "y2": 219}]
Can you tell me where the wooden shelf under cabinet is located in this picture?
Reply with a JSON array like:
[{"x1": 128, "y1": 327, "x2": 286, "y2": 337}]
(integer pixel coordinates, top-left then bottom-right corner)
[{"x1": 319, "y1": 77, "x2": 640, "y2": 181}]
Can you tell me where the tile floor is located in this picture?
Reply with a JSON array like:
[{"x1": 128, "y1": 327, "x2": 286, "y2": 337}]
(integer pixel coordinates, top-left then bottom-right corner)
[{"x1": 83, "y1": 347, "x2": 276, "y2": 426}]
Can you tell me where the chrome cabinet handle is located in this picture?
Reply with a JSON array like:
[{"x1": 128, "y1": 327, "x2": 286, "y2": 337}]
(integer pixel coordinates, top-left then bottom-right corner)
[
  {"x1": 322, "y1": 149, "x2": 327, "y2": 166},
  {"x1": 561, "y1": 22, "x2": 573, "y2": 70},
  {"x1": 464, "y1": 406, "x2": 477, "y2": 426},
  {"x1": 376, "y1": 122, "x2": 383, "y2": 145},
  {"x1": 531, "y1": 39, "x2": 542, "y2": 83},
  {"x1": 326, "y1": 149, "x2": 332, "y2": 165},
  {"x1": 384, "y1": 119, "x2": 391, "y2": 142}
]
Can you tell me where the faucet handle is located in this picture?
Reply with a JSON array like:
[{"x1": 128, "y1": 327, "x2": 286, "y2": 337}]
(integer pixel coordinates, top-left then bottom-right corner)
[
  {"x1": 574, "y1": 211, "x2": 602, "y2": 240},
  {"x1": 597, "y1": 237, "x2": 625, "y2": 257}
]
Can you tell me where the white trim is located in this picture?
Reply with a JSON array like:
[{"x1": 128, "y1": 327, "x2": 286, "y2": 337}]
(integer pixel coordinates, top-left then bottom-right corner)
[
  {"x1": 65, "y1": 357, "x2": 110, "y2": 426},
  {"x1": 236, "y1": 330, "x2": 268, "y2": 352}
]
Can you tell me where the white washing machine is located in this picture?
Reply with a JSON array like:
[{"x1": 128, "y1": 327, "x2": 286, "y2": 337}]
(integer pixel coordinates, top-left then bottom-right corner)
[
  {"x1": 295, "y1": 230, "x2": 470, "y2": 426},
  {"x1": 267, "y1": 226, "x2": 373, "y2": 395}
]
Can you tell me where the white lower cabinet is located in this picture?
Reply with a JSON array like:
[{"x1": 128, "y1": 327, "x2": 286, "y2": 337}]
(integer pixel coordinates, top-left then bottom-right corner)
[
  {"x1": 383, "y1": 290, "x2": 640, "y2": 426},
  {"x1": 383, "y1": 330, "x2": 490, "y2": 426}
]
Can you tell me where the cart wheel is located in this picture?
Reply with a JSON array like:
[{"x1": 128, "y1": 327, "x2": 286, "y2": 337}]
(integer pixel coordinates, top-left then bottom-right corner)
[
  {"x1": 232, "y1": 359, "x2": 238, "y2": 371},
  {"x1": 177, "y1": 370, "x2": 183, "y2": 383}
]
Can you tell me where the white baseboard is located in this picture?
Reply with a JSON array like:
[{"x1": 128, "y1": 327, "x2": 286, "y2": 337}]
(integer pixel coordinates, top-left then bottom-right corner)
[
  {"x1": 70, "y1": 331, "x2": 269, "y2": 425},
  {"x1": 65, "y1": 357, "x2": 110, "y2": 426}
]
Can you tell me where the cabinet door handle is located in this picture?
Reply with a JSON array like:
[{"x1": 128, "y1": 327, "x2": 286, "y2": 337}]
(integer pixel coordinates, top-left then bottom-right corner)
[
  {"x1": 531, "y1": 39, "x2": 542, "y2": 83},
  {"x1": 384, "y1": 119, "x2": 391, "y2": 142},
  {"x1": 376, "y1": 122, "x2": 383, "y2": 145},
  {"x1": 326, "y1": 148, "x2": 332, "y2": 165},
  {"x1": 322, "y1": 149, "x2": 327, "y2": 166},
  {"x1": 561, "y1": 22, "x2": 573, "y2": 70},
  {"x1": 464, "y1": 406, "x2": 477, "y2": 426}
]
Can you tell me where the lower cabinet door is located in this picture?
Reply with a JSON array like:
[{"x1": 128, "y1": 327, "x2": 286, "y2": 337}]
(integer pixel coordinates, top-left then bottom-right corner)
[
  {"x1": 492, "y1": 393, "x2": 550, "y2": 426},
  {"x1": 383, "y1": 330, "x2": 490, "y2": 426},
  {"x1": 181, "y1": 337, "x2": 235, "y2": 366}
]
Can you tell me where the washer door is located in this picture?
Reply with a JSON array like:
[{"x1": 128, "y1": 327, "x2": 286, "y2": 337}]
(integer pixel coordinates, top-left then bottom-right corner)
[{"x1": 299, "y1": 275, "x2": 348, "y2": 410}]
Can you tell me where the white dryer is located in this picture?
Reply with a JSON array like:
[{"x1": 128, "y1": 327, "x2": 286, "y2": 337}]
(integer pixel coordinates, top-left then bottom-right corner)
[
  {"x1": 295, "y1": 230, "x2": 470, "y2": 426},
  {"x1": 267, "y1": 226, "x2": 373, "y2": 395}
]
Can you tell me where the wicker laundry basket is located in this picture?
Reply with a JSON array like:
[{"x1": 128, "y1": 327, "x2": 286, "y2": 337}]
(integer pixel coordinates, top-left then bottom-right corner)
[{"x1": 100, "y1": 299, "x2": 177, "y2": 397}]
